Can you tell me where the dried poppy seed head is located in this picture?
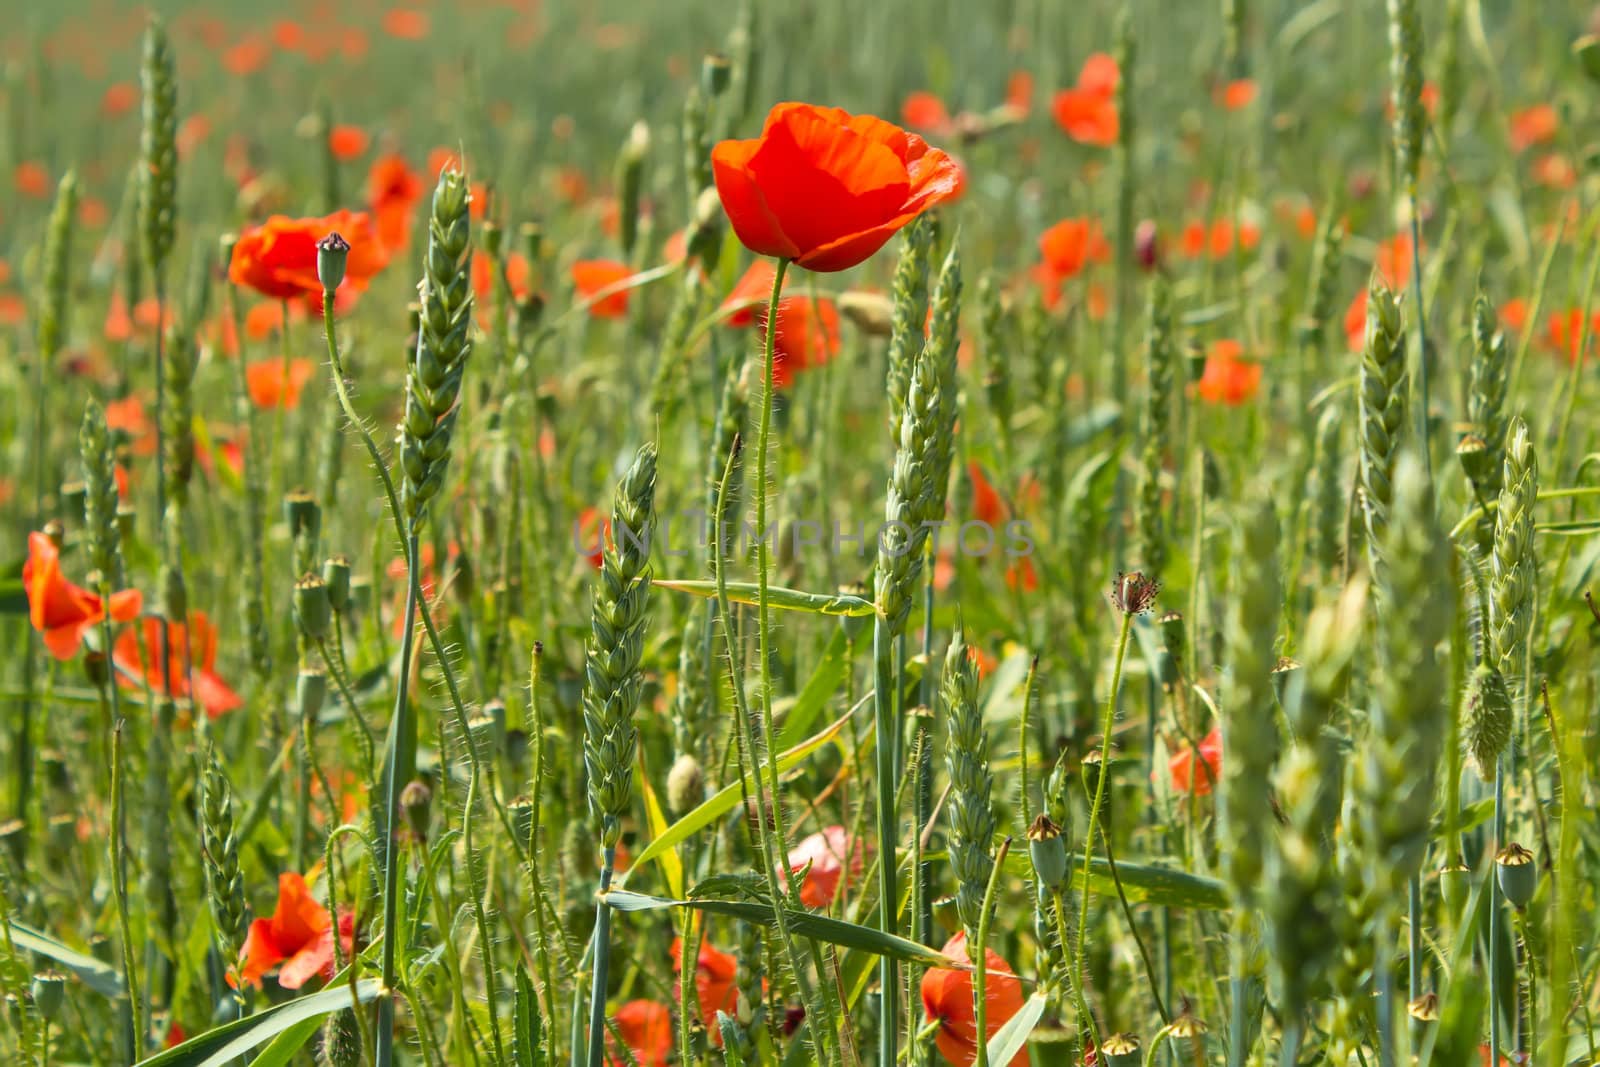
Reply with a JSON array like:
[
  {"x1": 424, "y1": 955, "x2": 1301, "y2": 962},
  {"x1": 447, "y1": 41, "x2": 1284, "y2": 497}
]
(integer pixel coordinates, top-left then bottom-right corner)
[
  {"x1": 1406, "y1": 991, "x2": 1439, "y2": 1021},
  {"x1": 1168, "y1": 1012, "x2": 1209, "y2": 1037},
  {"x1": 321, "y1": 556, "x2": 351, "y2": 612},
  {"x1": 316, "y1": 231, "x2": 350, "y2": 292},
  {"x1": 1111, "y1": 570, "x2": 1161, "y2": 615},
  {"x1": 30, "y1": 971, "x2": 66, "y2": 1020},
  {"x1": 294, "y1": 573, "x2": 332, "y2": 641},
  {"x1": 1101, "y1": 1033, "x2": 1142, "y2": 1065}
]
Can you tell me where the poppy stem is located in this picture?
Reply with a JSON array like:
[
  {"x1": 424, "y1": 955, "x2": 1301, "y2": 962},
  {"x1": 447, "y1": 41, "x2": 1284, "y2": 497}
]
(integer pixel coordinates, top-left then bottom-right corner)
[
  {"x1": 972, "y1": 836, "x2": 1012, "y2": 1067},
  {"x1": 1406, "y1": 194, "x2": 1432, "y2": 486}
]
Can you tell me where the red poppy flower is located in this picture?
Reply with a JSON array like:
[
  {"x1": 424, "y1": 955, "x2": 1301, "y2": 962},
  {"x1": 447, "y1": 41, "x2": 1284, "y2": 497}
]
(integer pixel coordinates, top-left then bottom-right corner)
[
  {"x1": 902, "y1": 91, "x2": 953, "y2": 135},
  {"x1": 572, "y1": 259, "x2": 633, "y2": 318},
  {"x1": 1004, "y1": 71, "x2": 1034, "y2": 118},
  {"x1": 368, "y1": 154, "x2": 425, "y2": 251},
  {"x1": 1509, "y1": 104, "x2": 1558, "y2": 153},
  {"x1": 574, "y1": 508, "x2": 613, "y2": 570},
  {"x1": 1179, "y1": 219, "x2": 1262, "y2": 261},
  {"x1": 223, "y1": 35, "x2": 271, "y2": 76},
  {"x1": 1373, "y1": 233, "x2": 1419, "y2": 289},
  {"x1": 24, "y1": 532, "x2": 142, "y2": 660},
  {"x1": 386, "y1": 542, "x2": 457, "y2": 637},
  {"x1": 246, "y1": 358, "x2": 316, "y2": 409},
  {"x1": 784, "y1": 826, "x2": 865, "y2": 908},
  {"x1": 721, "y1": 260, "x2": 785, "y2": 327},
  {"x1": 608, "y1": 1000, "x2": 671, "y2": 1067},
  {"x1": 328, "y1": 125, "x2": 370, "y2": 162},
  {"x1": 102, "y1": 81, "x2": 138, "y2": 118},
  {"x1": 712, "y1": 102, "x2": 963, "y2": 273},
  {"x1": 920, "y1": 933, "x2": 1028, "y2": 1067},
  {"x1": 237, "y1": 872, "x2": 353, "y2": 989},
  {"x1": 968, "y1": 461, "x2": 1007, "y2": 527},
  {"x1": 1499, "y1": 297, "x2": 1529, "y2": 335},
  {"x1": 757, "y1": 295, "x2": 841, "y2": 388},
  {"x1": 671, "y1": 937, "x2": 739, "y2": 1036},
  {"x1": 1543, "y1": 308, "x2": 1600, "y2": 365},
  {"x1": 382, "y1": 9, "x2": 431, "y2": 40},
  {"x1": 1052, "y1": 54, "x2": 1119, "y2": 147},
  {"x1": 1531, "y1": 153, "x2": 1576, "y2": 189},
  {"x1": 229, "y1": 211, "x2": 390, "y2": 302},
  {"x1": 1034, "y1": 217, "x2": 1110, "y2": 307},
  {"x1": 1195, "y1": 340, "x2": 1261, "y2": 405},
  {"x1": 14, "y1": 161, "x2": 50, "y2": 199},
  {"x1": 1165, "y1": 725, "x2": 1223, "y2": 796},
  {"x1": 113, "y1": 611, "x2": 243, "y2": 719},
  {"x1": 1218, "y1": 79, "x2": 1258, "y2": 110}
]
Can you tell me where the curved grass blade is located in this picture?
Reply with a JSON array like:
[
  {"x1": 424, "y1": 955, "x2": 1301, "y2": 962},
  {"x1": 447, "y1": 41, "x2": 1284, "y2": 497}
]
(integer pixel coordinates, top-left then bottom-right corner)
[
  {"x1": 134, "y1": 976, "x2": 381, "y2": 1067},
  {"x1": 6, "y1": 921, "x2": 125, "y2": 997},
  {"x1": 985, "y1": 989, "x2": 1048, "y2": 1066},
  {"x1": 655, "y1": 579, "x2": 875, "y2": 616}
]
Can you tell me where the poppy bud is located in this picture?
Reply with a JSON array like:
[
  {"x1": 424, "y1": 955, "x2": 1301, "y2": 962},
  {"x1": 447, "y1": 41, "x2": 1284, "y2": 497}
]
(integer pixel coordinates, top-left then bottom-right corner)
[
  {"x1": 1135, "y1": 219, "x2": 1162, "y2": 272},
  {"x1": 931, "y1": 894, "x2": 960, "y2": 935},
  {"x1": 1026, "y1": 813, "x2": 1068, "y2": 889},
  {"x1": 295, "y1": 574, "x2": 333, "y2": 641},
  {"x1": 1438, "y1": 863, "x2": 1471, "y2": 921},
  {"x1": 702, "y1": 53, "x2": 732, "y2": 98},
  {"x1": 1102, "y1": 1033, "x2": 1141, "y2": 1066},
  {"x1": 518, "y1": 221, "x2": 543, "y2": 265},
  {"x1": 321, "y1": 556, "x2": 351, "y2": 612},
  {"x1": 30, "y1": 971, "x2": 66, "y2": 1020},
  {"x1": 1495, "y1": 842, "x2": 1536, "y2": 909},
  {"x1": 88, "y1": 934, "x2": 114, "y2": 964},
  {"x1": 297, "y1": 667, "x2": 328, "y2": 721},
  {"x1": 317, "y1": 232, "x2": 351, "y2": 293},
  {"x1": 284, "y1": 489, "x2": 321, "y2": 543},
  {"x1": 400, "y1": 779, "x2": 432, "y2": 843},
  {"x1": 667, "y1": 754, "x2": 704, "y2": 816}
]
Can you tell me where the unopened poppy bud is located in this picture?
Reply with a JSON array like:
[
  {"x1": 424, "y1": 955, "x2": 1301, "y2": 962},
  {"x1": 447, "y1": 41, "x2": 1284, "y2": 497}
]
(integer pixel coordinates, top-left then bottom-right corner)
[
  {"x1": 297, "y1": 667, "x2": 327, "y2": 720},
  {"x1": 1495, "y1": 843, "x2": 1536, "y2": 909},
  {"x1": 161, "y1": 564, "x2": 186, "y2": 620},
  {"x1": 667, "y1": 754, "x2": 704, "y2": 816},
  {"x1": 295, "y1": 574, "x2": 333, "y2": 641},
  {"x1": 1135, "y1": 219, "x2": 1162, "y2": 272},
  {"x1": 1437, "y1": 863, "x2": 1471, "y2": 920},
  {"x1": 284, "y1": 489, "x2": 321, "y2": 542},
  {"x1": 1101, "y1": 1033, "x2": 1141, "y2": 1066},
  {"x1": 321, "y1": 556, "x2": 351, "y2": 612},
  {"x1": 1027, "y1": 813, "x2": 1068, "y2": 889},
  {"x1": 317, "y1": 232, "x2": 351, "y2": 292},
  {"x1": 400, "y1": 779, "x2": 431, "y2": 842},
  {"x1": 30, "y1": 971, "x2": 66, "y2": 1019},
  {"x1": 701, "y1": 52, "x2": 732, "y2": 97}
]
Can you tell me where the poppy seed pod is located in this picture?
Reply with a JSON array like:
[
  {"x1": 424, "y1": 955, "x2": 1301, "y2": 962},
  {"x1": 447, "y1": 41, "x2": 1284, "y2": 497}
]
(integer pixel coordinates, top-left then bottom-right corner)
[
  {"x1": 400, "y1": 779, "x2": 432, "y2": 843},
  {"x1": 506, "y1": 795, "x2": 535, "y2": 846},
  {"x1": 284, "y1": 489, "x2": 320, "y2": 543},
  {"x1": 297, "y1": 667, "x2": 327, "y2": 720},
  {"x1": 1437, "y1": 863, "x2": 1472, "y2": 921},
  {"x1": 1495, "y1": 842, "x2": 1537, "y2": 909},
  {"x1": 702, "y1": 52, "x2": 732, "y2": 98},
  {"x1": 1135, "y1": 219, "x2": 1161, "y2": 272},
  {"x1": 1026, "y1": 813, "x2": 1068, "y2": 889},
  {"x1": 294, "y1": 573, "x2": 333, "y2": 641},
  {"x1": 1101, "y1": 1033, "x2": 1142, "y2": 1066},
  {"x1": 321, "y1": 556, "x2": 351, "y2": 612},
  {"x1": 30, "y1": 971, "x2": 67, "y2": 1020},
  {"x1": 316, "y1": 231, "x2": 350, "y2": 292}
]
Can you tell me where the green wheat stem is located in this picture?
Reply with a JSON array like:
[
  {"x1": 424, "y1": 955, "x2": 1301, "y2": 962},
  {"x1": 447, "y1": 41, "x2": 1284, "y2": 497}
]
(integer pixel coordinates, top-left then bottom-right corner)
[{"x1": 972, "y1": 836, "x2": 1012, "y2": 1067}]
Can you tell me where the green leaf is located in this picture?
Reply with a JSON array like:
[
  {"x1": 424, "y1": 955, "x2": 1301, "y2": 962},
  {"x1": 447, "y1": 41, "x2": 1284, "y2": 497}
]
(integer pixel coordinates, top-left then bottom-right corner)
[
  {"x1": 6, "y1": 921, "x2": 125, "y2": 997},
  {"x1": 988, "y1": 851, "x2": 1230, "y2": 910},
  {"x1": 985, "y1": 989, "x2": 1048, "y2": 1066},
  {"x1": 512, "y1": 964, "x2": 543, "y2": 1067},
  {"x1": 619, "y1": 702, "x2": 862, "y2": 886},
  {"x1": 604, "y1": 889, "x2": 952, "y2": 968},
  {"x1": 134, "y1": 977, "x2": 381, "y2": 1067},
  {"x1": 638, "y1": 750, "x2": 684, "y2": 899},
  {"x1": 654, "y1": 579, "x2": 875, "y2": 616}
]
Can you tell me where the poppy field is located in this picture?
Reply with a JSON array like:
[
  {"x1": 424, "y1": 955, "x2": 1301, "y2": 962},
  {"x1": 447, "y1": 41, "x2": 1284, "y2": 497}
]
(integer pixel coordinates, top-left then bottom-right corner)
[{"x1": 4, "y1": 0, "x2": 1600, "y2": 1064}]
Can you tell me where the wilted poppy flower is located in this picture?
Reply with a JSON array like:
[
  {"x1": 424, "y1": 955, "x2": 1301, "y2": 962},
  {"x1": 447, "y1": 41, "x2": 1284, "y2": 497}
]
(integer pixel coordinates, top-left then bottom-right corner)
[
  {"x1": 229, "y1": 211, "x2": 389, "y2": 302},
  {"x1": 328, "y1": 124, "x2": 370, "y2": 161},
  {"x1": 1195, "y1": 340, "x2": 1261, "y2": 405},
  {"x1": 113, "y1": 611, "x2": 243, "y2": 718},
  {"x1": 1509, "y1": 104, "x2": 1558, "y2": 152},
  {"x1": 902, "y1": 91, "x2": 953, "y2": 135},
  {"x1": 712, "y1": 102, "x2": 963, "y2": 273},
  {"x1": 671, "y1": 937, "x2": 739, "y2": 1035},
  {"x1": 608, "y1": 1000, "x2": 671, "y2": 1067},
  {"x1": 572, "y1": 259, "x2": 633, "y2": 318},
  {"x1": 1165, "y1": 725, "x2": 1222, "y2": 796},
  {"x1": 246, "y1": 358, "x2": 316, "y2": 409},
  {"x1": 1052, "y1": 53, "x2": 1119, "y2": 147},
  {"x1": 24, "y1": 532, "x2": 142, "y2": 660},
  {"x1": 758, "y1": 295, "x2": 841, "y2": 387},
  {"x1": 920, "y1": 933, "x2": 1028, "y2": 1067},
  {"x1": 237, "y1": 872, "x2": 352, "y2": 989},
  {"x1": 785, "y1": 826, "x2": 865, "y2": 908}
]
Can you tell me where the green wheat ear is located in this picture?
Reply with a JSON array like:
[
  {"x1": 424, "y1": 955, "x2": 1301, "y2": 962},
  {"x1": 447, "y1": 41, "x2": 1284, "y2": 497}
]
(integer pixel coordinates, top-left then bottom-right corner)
[
  {"x1": 582, "y1": 443, "x2": 659, "y2": 848},
  {"x1": 885, "y1": 214, "x2": 934, "y2": 439},
  {"x1": 1490, "y1": 416, "x2": 1537, "y2": 675},
  {"x1": 1357, "y1": 277, "x2": 1408, "y2": 580},
  {"x1": 36, "y1": 170, "x2": 79, "y2": 365},
  {"x1": 1388, "y1": 0, "x2": 1426, "y2": 193},
  {"x1": 1135, "y1": 276, "x2": 1175, "y2": 577},
  {"x1": 139, "y1": 16, "x2": 178, "y2": 278},
  {"x1": 942, "y1": 628, "x2": 995, "y2": 944},
  {"x1": 398, "y1": 169, "x2": 474, "y2": 523},
  {"x1": 199, "y1": 746, "x2": 248, "y2": 968}
]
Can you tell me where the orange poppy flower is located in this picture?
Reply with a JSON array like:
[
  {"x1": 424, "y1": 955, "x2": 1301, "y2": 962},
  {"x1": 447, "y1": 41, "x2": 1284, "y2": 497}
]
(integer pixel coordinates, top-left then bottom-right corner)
[
  {"x1": 382, "y1": 9, "x2": 431, "y2": 40},
  {"x1": 902, "y1": 91, "x2": 953, "y2": 135},
  {"x1": 1179, "y1": 219, "x2": 1262, "y2": 261},
  {"x1": 1543, "y1": 308, "x2": 1600, "y2": 365},
  {"x1": 229, "y1": 211, "x2": 389, "y2": 302},
  {"x1": 246, "y1": 358, "x2": 316, "y2": 409},
  {"x1": 272, "y1": 19, "x2": 304, "y2": 51},
  {"x1": 1038, "y1": 217, "x2": 1110, "y2": 282},
  {"x1": 784, "y1": 826, "x2": 865, "y2": 908},
  {"x1": 757, "y1": 295, "x2": 841, "y2": 387},
  {"x1": 720, "y1": 260, "x2": 785, "y2": 326},
  {"x1": 1004, "y1": 70, "x2": 1034, "y2": 118},
  {"x1": 78, "y1": 197, "x2": 109, "y2": 228},
  {"x1": 1498, "y1": 297, "x2": 1529, "y2": 335},
  {"x1": 1531, "y1": 153, "x2": 1576, "y2": 189},
  {"x1": 1218, "y1": 79, "x2": 1257, "y2": 110},
  {"x1": 113, "y1": 611, "x2": 243, "y2": 719},
  {"x1": 102, "y1": 81, "x2": 138, "y2": 118},
  {"x1": 105, "y1": 394, "x2": 156, "y2": 456},
  {"x1": 1374, "y1": 232, "x2": 1419, "y2": 289},
  {"x1": 178, "y1": 114, "x2": 211, "y2": 157},
  {"x1": 572, "y1": 259, "x2": 633, "y2": 318},
  {"x1": 608, "y1": 1000, "x2": 671, "y2": 1067},
  {"x1": 328, "y1": 125, "x2": 370, "y2": 162},
  {"x1": 1165, "y1": 725, "x2": 1223, "y2": 796},
  {"x1": 968, "y1": 461, "x2": 1007, "y2": 527},
  {"x1": 671, "y1": 938, "x2": 739, "y2": 1036},
  {"x1": 24, "y1": 532, "x2": 142, "y2": 660},
  {"x1": 1195, "y1": 339, "x2": 1261, "y2": 405},
  {"x1": 222, "y1": 35, "x2": 270, "y2": 76},
  {"x1": 237, "y1": 872, "x2": 352, "y2": 989},
  {"x1": 472, "y1": 250, "x2": 533, "y2": 301},
  {"x1": 14, "y1": 161, "x2": 50, "y2": 199},
  {"x1": 712, "y1": 102, "x2": 963, "y2": 273},
  {"x1": 1052, "y1": 53, "x2": 1119, "y2": 147},
  {"x1": 920, "y1": 932, "x2": 1028, "y2": 1067},
  {"x1": 1509, "y1": 104, "x2": 1558, "y2": 153},
  {"x1": 368, "y1": 154, "x2": 425, "y2": 251}
]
